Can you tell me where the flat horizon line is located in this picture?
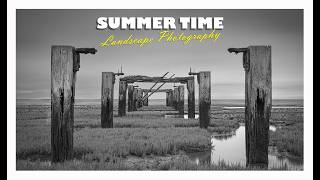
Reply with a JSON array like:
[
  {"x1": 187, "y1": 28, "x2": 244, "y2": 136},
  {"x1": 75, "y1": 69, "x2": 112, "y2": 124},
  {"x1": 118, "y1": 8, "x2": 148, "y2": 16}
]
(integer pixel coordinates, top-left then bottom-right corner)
[{"x1": 16, "y1": 98, "x2": 304, "y2": 100}]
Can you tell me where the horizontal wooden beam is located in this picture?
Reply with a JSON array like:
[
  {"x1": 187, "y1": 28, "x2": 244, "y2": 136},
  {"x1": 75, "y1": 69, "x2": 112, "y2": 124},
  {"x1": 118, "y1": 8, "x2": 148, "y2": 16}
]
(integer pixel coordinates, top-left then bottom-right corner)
[
  {"x1": 141, "y1": 89, "x2": 172, "y2": 93},
  {"x1": 120, "y1": 75, "x2": 193, "y2": 83}
]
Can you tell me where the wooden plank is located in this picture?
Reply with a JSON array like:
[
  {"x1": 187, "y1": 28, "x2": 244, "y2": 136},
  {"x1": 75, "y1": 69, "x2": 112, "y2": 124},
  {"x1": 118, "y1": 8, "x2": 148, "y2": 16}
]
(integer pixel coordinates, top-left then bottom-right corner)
[
  {"x1": 198, "y1": 71, "x2": 211, "y2": 128},
  {"x1": 178, "y1": 85, "x2": 184, "y2": 115},
  {"x1": 245, "y1": 46, "x2": 271, "y2": 167},
  {"x1": 101, "y1": 72, "x2": 114, "y2": 128},
  {"x1": 141, "y1": 89, "x2": 172, "y2": 93},
  {"x1": 187, "y1": 78, "x2": 195, "y2": 118},
  {"x1": 51, "y1": 46, "x2": 75, "y2": 162},
  {"x1": 127, "y1": 85, "x2": 134, "y2": 112},
  {"x1": 121, "y1": 75, "x2": 192, "y2": 83},
  {"x1": 118, "y1": 80, "x2": 127, "y2": 116}
]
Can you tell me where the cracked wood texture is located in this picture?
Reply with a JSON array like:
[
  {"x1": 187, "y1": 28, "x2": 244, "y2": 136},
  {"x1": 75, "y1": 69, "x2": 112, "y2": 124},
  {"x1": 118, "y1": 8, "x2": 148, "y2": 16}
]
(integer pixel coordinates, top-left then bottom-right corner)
[
  {"x1": 118, "y1": 81, "x2": 127, "y2": 116},
  {"x1": 101, "y1": 72, "x2": 114, "y2": 128},
  {"x1": 245, "y1": 46, "x2": 271, "y2": 167},
  {"x1": 198, "y1": 71, "x2": 211, "y2": 128},
  {"x1": 51, "y1": 46, "x2": 75, "y2": 162}
]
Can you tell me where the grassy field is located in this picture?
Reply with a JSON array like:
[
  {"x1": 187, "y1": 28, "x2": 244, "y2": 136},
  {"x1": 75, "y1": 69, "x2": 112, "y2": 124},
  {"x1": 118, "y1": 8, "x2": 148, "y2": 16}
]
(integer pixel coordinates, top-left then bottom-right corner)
[{"x1": 16, "y1": 102, "x2": 303, "y2": 170}]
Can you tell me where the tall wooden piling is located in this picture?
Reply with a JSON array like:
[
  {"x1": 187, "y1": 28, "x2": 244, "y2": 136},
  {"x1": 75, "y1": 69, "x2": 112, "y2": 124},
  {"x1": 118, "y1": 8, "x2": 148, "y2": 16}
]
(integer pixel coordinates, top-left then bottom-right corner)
[
  {"x1": 101, "y1": 72, "x2": 115, "y2": 128},
  {"x1": 198, "y1": 71, "x2": 211, "y2": 128},
  {"x1": 127, "y1": 85, "x2": 134, "y2": 112},
  {"x1": 51, "y1": 46, "x2": 75, "y2": 162},
  {"x1": 177, "y1": 85, "x2": 184, "y2": 115},
  {"x1": 118, "y1": 80, "x2": 127, "y2": 116},
  {"x1": 133, "y1": 88, "x2": 138, "y2": 111},
  {"x1": 143, "y1": 92, "x2": 148, "y2": 106},
  {"x1": 245, "y1": 46, "x2": 271, "y2": 167},
  {"x1": 187, "y1": 78, "x2": 195, "y2": 118}
]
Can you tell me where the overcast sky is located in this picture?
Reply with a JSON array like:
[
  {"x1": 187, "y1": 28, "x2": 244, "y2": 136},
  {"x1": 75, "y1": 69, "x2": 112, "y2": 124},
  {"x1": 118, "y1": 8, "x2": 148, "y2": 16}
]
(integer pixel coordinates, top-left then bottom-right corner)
[{"x1": 16, "y1": 9, "x2": 303, "y2": 99}]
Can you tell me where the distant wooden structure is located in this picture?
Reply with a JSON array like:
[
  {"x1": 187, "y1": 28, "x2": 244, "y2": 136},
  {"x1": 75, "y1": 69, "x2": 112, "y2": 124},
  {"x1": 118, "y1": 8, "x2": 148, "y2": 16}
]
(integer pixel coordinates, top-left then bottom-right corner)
[
  {"x1": 139, "y1": 89, "x2": 173, "y2": 107},
  {"x1": 51, "y1": 45, "x2": 96, "y2": 162},
  {"x1": 119, "y1": 75, "x2": 196, "y2": 118},
  {"x1": 228, "y1": 46, "x2": 272, "y2": 167}
]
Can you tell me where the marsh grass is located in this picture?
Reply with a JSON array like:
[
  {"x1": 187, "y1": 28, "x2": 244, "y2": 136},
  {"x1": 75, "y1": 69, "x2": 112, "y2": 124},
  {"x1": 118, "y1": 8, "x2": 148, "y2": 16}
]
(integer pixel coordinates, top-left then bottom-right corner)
[
  {"x1": 269, "y1": 123, "x2": 303, "y2": 157},
  {"x1": 16, "y1": 155, "x2": 288, "y2": 170},
  {"x1": 16, "y1": 104, "x2": 302, "y2": 170}
]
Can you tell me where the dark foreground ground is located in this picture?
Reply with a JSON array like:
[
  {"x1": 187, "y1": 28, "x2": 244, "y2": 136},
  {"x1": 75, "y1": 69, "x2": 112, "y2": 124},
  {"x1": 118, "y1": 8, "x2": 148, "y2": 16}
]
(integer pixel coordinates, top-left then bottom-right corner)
[{"x1": 16, "y1": 100, "x2": 303, "y2": 170}]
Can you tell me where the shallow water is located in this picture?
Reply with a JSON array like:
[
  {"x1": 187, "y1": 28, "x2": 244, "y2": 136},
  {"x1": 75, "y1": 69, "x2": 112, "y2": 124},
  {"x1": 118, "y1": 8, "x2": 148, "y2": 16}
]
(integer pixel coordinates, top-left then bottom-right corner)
[{"x1": 187, "y1": 125, "x2": 303, "y2": 170}]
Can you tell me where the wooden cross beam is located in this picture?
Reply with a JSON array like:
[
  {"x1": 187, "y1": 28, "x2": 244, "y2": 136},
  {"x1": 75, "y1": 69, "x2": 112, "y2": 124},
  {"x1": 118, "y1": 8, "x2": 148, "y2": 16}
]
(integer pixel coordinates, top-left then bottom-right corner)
[
  {"x1": 141, "y1": 89, "x2": 172, "y2": 93},
  {"x1": 120, "y1": 75, "x2": 193, "y2": 84}
]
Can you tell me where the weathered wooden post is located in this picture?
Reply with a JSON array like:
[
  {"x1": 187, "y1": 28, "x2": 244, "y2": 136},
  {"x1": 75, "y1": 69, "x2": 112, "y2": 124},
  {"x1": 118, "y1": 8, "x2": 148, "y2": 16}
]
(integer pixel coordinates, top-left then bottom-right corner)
[
  {"x1": 137, "y1": 88, "x2": 143, "y2": 108},
  {"x1": 101, "y1": 72, "x2": 115, "y2": 128},
  {"x1": 173, "y1": 87, "x2": 178, "y2": 109},
  {"x1": 177, "y1": 85, "x2": 184, "y2": 115},
  {"x1": 143, "y1": 92, "x2": 148, "y2": 106},
  {"x1": 228, "y1": 46, "x2": 272, "y2": 167},
  {"x1": 139, "y1": 89, "x2": 144, "y2": 108},
  {"x1": 167, "y1": 90, "x2": 171, "y2": 106},
  {"x1": 187, "y1": 77, "x2": 195, "y2": 118},
  {"x1": 189, "y1": 69, "x2": 211, "y2": 128},
  {"x1": 166, "y1": 91, "x2": 169, "y2": 106},
  {"x1": 133, "y1": 87, "x2": 138, "y2": 111},
  {"x1": 169, "y1": 90, "x2": 173, "y2": 107},
  {"x1": 118, "y1": 80, "x2": 127, "y2": 116},
  {"x1": 198, "y1": 72, "x2": 211, "y2": 128},
  {"x1": 51, "y1": 46, "x2": 96, "y2": 162},
  {"x1": 127, "y1": 85, "x2": 134, "y2": 112}
]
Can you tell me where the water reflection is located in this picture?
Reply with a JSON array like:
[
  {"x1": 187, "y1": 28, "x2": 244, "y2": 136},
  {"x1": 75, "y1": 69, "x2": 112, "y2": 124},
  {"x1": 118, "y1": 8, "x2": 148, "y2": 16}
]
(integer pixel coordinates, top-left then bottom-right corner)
[{"x1": 187, "y1": 125, "x2": 303, "y2": 170}]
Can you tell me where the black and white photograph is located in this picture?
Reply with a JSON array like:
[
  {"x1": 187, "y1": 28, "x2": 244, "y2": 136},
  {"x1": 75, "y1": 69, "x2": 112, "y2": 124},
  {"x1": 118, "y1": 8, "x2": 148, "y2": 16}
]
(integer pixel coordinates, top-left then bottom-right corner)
[{"x1": 7, "y1": 1, "x2": 313, "y2": 179}]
